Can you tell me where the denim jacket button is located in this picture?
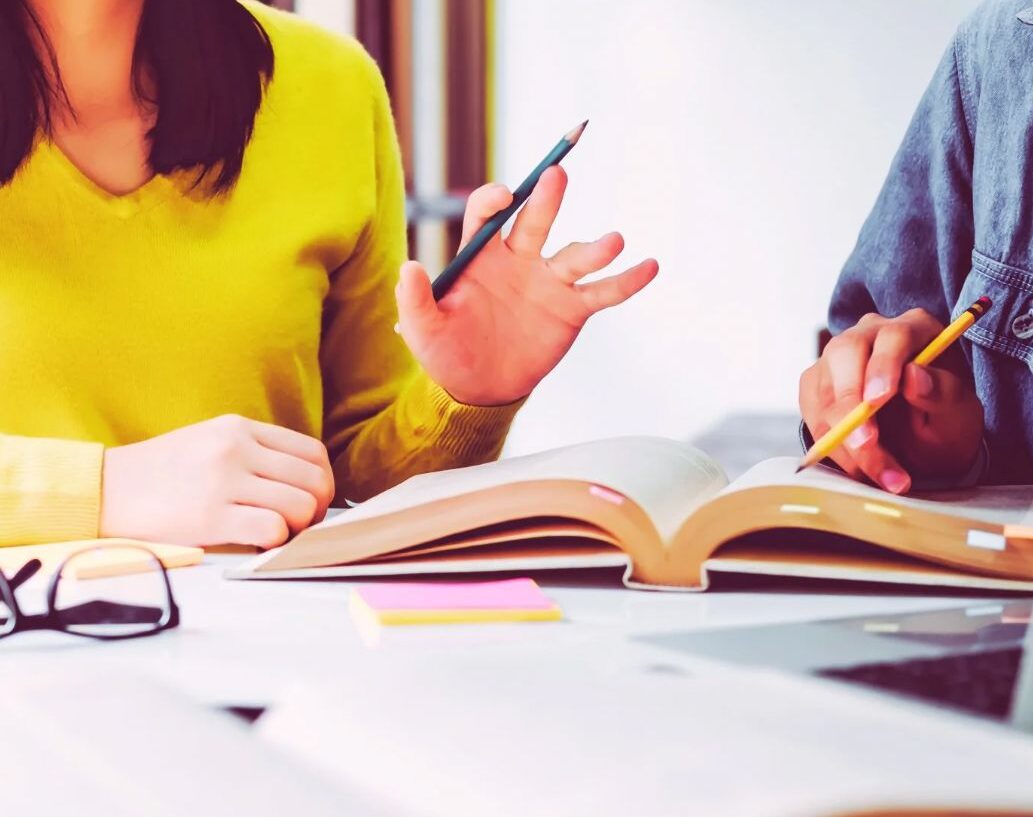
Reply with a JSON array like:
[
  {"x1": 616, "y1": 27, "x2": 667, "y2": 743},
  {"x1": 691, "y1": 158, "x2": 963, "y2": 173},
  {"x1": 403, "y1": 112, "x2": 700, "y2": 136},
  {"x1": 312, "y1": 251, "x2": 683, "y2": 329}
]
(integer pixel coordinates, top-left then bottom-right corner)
[
  {"x1": 1017, "y1": 8, "x2": 1033, "y2": 25},
  {"x1": 1012, "y1": 306, "x2": 1033, "y2": 340}
]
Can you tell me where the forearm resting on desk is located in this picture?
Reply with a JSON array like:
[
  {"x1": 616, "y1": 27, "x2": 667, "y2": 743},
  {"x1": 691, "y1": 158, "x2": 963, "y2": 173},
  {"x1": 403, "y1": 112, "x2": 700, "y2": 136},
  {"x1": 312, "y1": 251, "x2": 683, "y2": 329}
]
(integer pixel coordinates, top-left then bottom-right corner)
[{"x1": 0, "y1": 376, "x2": 519, "y2": 549}]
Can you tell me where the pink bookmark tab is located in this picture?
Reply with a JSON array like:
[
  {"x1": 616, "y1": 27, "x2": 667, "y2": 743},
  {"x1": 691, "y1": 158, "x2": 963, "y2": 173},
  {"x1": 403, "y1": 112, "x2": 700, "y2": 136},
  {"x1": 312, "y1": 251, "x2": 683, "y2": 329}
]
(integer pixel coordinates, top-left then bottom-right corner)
[
  {"x1": 355, "y1": 578, "x2": 555, "y2": 611},
  {"x1": 589, "y1": 485, "x2": 625, "y2": 505}
]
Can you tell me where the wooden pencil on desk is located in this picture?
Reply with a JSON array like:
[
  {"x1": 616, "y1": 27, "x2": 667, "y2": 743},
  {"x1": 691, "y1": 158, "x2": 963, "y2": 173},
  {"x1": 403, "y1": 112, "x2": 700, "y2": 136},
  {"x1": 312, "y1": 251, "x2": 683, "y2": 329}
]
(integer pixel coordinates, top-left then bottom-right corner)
[
  {"x1": 797, "y1": 296, "x2": 992, "y2": 473},
  {"x1": 431, "y1": 120, "x2": 589, "y2": 301}
]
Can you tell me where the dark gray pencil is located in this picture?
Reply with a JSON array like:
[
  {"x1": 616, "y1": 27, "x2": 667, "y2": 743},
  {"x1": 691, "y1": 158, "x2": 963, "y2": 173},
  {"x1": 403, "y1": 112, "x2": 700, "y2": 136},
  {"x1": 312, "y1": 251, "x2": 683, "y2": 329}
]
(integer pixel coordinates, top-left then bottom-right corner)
[{"x1": 431, "y1": 120, "x2": 589, "y2": 301}]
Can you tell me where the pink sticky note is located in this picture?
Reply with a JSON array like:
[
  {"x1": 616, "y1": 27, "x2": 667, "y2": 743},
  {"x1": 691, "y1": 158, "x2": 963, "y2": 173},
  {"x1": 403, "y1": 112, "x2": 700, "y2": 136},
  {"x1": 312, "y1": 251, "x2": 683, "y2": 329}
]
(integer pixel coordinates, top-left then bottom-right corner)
[{"x1": 355, "y1": 578, "x2": 555, "y2": 611}]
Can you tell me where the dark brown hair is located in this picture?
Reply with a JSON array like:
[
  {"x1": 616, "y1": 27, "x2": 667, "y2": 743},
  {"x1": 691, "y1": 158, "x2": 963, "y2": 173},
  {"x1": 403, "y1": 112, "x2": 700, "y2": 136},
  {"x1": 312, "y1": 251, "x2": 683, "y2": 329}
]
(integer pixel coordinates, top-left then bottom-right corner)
[{"x1": 0, "y1": 0, "x2": 275, "y2": 193}]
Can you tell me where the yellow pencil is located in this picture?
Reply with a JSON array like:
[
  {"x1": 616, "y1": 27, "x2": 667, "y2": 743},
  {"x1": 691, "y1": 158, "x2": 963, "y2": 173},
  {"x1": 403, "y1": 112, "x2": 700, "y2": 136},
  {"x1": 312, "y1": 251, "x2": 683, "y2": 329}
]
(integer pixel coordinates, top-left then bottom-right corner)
[{"x1": 797, "y1": 296, "x2": 992, "y2": 472}]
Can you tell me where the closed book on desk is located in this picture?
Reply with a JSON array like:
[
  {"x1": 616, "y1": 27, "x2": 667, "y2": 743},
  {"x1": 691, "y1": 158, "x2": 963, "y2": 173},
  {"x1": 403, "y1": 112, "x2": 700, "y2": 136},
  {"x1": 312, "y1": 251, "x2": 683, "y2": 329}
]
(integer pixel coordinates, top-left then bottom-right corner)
[{"x1": 225, "y1": 436, "x2": 1033, "y2": 592}]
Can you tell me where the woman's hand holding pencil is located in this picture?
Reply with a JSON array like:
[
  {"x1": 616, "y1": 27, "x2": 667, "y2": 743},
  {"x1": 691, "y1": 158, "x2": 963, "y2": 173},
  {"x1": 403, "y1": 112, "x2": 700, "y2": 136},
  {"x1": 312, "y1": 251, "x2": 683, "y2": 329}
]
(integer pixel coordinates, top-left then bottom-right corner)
[
  {"x1": 798, "y1": 304, "x2": 988, "y2": 494},
  {"x1": 395, "y1": 158, "x2": 658, "y2": 408}
]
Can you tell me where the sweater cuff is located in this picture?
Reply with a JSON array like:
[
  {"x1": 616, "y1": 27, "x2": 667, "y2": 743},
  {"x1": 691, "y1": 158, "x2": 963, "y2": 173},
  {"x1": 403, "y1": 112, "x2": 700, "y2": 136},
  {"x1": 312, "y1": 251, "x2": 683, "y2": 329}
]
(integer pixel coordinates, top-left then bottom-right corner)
[
  {"x1": 411, "y1": 374, "x2": 524, "y2": 460},
  {"x1": 0, "y1": 436, "x2": 104, "y2": 546}
]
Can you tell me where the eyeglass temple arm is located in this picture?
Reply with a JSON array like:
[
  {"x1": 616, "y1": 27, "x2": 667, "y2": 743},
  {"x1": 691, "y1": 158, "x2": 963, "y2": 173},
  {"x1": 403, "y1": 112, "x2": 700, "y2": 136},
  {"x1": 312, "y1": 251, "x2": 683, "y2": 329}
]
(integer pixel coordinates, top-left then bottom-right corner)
[{"x1": 7, "y1": 559, "x2": 42, "y2": 592}]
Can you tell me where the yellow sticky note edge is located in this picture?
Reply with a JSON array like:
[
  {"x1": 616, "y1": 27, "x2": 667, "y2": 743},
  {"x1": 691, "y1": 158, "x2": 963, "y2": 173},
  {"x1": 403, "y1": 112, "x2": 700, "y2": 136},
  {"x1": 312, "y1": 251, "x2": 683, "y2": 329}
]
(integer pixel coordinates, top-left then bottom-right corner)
[
  {"x1": 349, "y1": 591, "x2": 563, "y2": 627},
  {"x1": 0, "y1": 539, "x2": 203, "y2": 580},
  {"x1": 76, "y1": 540, "x2": 203, "y2": 579},
  {"x1": 377, "y1": 606, "x2": 564, "y2": 625}
]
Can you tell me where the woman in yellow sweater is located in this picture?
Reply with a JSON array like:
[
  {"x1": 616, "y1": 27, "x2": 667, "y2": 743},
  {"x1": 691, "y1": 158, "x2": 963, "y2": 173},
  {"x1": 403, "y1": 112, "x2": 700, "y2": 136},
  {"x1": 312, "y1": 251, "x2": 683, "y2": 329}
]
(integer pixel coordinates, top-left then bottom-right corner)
[{"x1": 0, "y1": 0, "x2": 657, "y2": 549}]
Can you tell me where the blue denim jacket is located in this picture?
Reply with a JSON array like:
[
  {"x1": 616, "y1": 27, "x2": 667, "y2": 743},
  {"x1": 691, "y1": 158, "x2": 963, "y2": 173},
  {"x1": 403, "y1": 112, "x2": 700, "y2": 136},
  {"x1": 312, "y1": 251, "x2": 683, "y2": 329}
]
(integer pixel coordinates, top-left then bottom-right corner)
[{"x1": 830, "y1": 0, "x2": 1033, "y2": 484}]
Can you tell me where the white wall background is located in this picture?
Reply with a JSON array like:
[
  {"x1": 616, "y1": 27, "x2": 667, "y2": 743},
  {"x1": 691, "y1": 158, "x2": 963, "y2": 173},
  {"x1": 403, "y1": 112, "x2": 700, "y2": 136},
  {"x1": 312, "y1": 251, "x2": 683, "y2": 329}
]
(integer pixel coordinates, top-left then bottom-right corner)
[
  {"x1": 494, "y1": 0, "x2": 982, "y2": 455},
  {"x1": 294, "y1": 0, "x2": 353, "y2": 35}
]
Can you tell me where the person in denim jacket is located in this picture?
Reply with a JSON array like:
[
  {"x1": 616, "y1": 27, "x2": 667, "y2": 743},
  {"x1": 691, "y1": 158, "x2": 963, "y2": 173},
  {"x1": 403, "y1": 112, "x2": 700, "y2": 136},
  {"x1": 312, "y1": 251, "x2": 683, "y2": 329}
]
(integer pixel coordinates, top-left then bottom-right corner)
[{"x1": 799, "y1": 0, "x2": 1033, "y2": 493}]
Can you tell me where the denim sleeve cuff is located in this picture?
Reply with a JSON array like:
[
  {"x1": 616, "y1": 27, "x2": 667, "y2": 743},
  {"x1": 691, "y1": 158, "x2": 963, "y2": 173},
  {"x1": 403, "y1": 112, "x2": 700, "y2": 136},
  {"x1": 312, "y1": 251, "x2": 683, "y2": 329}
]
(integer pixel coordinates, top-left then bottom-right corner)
[{"x1": 797, "y1": 420, "x2": 990, "y2": 490}]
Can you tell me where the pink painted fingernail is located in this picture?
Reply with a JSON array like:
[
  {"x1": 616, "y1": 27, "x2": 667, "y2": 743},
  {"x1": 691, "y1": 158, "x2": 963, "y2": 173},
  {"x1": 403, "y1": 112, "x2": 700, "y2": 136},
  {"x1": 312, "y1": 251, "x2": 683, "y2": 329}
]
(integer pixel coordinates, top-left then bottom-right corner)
[
  {"x1": 863, "y1": 377, "x2": 890, "y2": 402},
  {"x1": 880, "y1": 469, "x2": 911, "y2": 495},
  {"x1": 911, "y1": 366, "x2": 934, "y2": 397},
  {"x1": 846, "y1": 425, "x2": 875, "y2": 450}
]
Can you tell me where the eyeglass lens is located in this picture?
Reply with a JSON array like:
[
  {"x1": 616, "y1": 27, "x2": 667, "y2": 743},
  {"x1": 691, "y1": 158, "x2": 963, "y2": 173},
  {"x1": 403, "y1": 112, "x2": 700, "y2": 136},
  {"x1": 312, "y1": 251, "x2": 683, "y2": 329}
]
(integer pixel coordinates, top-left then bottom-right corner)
[{"x1": 53, "y1": 547, "x2": 172, "y2": 638}]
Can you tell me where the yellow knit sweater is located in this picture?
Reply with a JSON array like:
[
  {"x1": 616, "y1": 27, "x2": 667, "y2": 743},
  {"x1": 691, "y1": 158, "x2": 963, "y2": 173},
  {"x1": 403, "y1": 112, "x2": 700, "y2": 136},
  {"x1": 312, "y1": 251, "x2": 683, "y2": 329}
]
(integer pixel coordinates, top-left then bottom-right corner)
[{"x1": 0, "y1": 2, "x2": 518, "y2": 547}]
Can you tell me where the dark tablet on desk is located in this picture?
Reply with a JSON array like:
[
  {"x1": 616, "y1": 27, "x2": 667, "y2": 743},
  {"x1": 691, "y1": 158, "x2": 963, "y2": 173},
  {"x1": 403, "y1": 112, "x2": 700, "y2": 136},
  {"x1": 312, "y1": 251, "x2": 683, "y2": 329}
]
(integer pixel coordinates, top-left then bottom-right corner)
[{"x1": 639, "y1": 599, "x2": 1033, "y2": 731}]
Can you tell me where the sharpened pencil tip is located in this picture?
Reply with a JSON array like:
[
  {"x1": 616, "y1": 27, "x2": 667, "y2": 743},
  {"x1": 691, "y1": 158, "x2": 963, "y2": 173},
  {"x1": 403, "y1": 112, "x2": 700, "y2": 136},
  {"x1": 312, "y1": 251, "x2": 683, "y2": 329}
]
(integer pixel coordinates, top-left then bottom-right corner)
[
  {"x1": 566, "y1": 120, "x2": 589, "y2": 144},
  {"x1": 794, "y1": 465, "x2": 804, "y2": 474}
]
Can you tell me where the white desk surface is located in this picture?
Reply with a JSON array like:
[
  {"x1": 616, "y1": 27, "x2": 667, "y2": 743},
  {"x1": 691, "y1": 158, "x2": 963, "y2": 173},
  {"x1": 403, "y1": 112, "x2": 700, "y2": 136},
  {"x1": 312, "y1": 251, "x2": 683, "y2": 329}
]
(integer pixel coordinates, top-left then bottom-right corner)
[
  {"x1": 1, "y1": 553, "x2": 998, "y2": 709},
  {"x1": 9, "y1": 555, "x2": 1033, "y2": 817}
]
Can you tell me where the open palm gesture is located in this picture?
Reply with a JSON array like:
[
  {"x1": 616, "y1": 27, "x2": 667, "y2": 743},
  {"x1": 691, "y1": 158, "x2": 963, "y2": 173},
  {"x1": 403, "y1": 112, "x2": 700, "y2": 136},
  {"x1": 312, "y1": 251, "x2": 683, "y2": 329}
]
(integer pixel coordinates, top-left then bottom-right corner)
[{"x1": 396, "y1": 166, "x2": 659, "y2": 406}]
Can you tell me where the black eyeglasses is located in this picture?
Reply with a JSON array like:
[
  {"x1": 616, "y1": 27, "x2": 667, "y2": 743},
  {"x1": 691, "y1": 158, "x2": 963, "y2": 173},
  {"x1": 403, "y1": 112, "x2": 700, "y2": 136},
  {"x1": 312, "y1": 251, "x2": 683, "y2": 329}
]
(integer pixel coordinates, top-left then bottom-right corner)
[{"x1": 0, "y1": 544, "x2": 180, "y2": 641}]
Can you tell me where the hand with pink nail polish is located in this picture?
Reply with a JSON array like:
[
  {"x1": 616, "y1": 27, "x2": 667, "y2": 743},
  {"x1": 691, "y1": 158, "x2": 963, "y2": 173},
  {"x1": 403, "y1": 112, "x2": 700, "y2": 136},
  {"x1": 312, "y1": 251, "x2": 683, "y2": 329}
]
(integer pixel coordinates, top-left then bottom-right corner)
[{"x1": 798, "y1": 308, "x2": 983, "y2": 493}]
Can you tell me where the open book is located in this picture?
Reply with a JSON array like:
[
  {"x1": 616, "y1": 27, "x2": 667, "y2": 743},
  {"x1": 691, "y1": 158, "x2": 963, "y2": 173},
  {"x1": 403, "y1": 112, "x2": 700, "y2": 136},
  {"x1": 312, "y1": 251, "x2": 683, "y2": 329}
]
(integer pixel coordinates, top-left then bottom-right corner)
[{"x1": 226, "y1": 437, "x2": 1033, "y2": 591}]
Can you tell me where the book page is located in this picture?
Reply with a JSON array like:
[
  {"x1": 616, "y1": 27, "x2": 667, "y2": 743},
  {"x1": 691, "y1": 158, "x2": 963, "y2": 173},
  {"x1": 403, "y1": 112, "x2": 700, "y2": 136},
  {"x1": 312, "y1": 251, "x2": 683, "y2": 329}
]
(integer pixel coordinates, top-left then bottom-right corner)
[
  {"x1": 310, "y1": 437, "x2": 728, "y2": 542},
  {"x1": 368, "y1": 519, "x2": 619, "y2": 562},
  {"x1": 705, "y1": 532, "x2": 1033, "y2": 591},
  {"x1": 724, "y1": 457, "x2": 1033, "y2": 527}
]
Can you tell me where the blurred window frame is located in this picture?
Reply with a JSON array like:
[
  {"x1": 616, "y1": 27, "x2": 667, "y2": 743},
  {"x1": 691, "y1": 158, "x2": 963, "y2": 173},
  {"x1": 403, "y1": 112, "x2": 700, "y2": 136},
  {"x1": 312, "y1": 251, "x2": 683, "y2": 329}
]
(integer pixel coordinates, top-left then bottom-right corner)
[{"x1": 262, "y1": 0, "x2": 493, "y2": 261}]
